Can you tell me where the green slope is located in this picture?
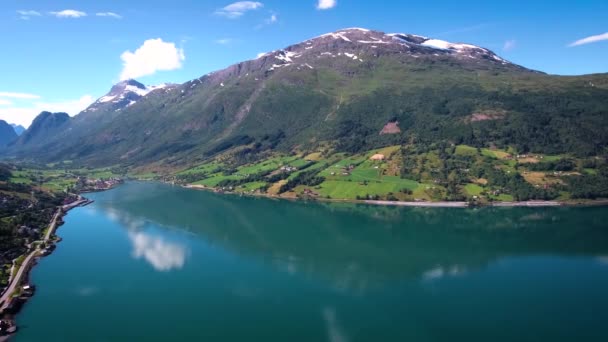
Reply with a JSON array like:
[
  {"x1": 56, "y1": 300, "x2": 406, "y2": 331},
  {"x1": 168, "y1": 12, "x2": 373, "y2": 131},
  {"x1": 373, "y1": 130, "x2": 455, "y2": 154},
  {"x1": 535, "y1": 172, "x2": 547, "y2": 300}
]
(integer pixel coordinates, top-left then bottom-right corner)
[{"x1": 4, "y1": 29, "x2": 608, "y2": 172}]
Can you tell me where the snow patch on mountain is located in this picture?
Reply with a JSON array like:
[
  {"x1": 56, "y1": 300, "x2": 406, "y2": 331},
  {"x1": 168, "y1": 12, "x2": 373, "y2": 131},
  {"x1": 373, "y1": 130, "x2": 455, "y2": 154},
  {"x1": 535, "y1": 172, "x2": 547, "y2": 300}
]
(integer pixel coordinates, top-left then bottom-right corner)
[
  {"x1": 275, "y1": 51, "x2": 298, "y2": 63},
  {"x1": 318, "y1": 32, "x2": 352, "y2": 42},
  {"x1": 83, "y1": 80, "x2": 177, "y2": 114},
  {"x1": 98, "y1": 95, "x2": 116, "y2": 103}
]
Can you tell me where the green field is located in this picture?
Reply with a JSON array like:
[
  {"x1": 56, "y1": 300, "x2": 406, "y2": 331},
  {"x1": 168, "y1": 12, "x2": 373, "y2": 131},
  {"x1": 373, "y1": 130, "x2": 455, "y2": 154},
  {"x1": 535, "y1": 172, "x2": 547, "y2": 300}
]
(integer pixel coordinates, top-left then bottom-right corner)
[
  {"x1": 464, "y1": 183, "x2": 484, "y2": 196},
  {"x1": 455, "y1": 145, "x2": 478, "y2": 156},
  {"x1": 238, "y1": 156, "x2": 301, "y2": 175},
  {"x1": 171, "y1": 139, "x2": 607, "y2": 203},
  {"x1": 193, "y1": 174, "x2": 243, "y2": 187},
  {"x1": 238, "y1": 182, "x2": 267, "y2": 192}
]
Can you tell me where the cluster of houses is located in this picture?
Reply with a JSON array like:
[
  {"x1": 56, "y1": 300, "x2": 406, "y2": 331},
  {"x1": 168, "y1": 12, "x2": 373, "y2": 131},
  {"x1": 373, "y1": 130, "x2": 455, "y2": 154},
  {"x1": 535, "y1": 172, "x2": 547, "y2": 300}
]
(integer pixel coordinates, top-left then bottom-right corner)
[
  {"x1": 331, "y1": 164, "x2": 356, "y2": 176},
  {"x1": 0, "y1": 319, "x2": 16, "y2": 336},
  {"x1": 302, "y1": 188, "x2": 320, "y2": 197},
  {"x1": 78, "y1": 177, "x2": 123, "y2": 191},
  {"x1": 16, "y1": 226, "x2": 40, "y2": 238},
  {"x1": 279, "y1": 165, "x2": 298, "y2": 173},
  {"x1": 0, "y1": 284, "x2": 36, "y2": 321},
  {"x1": 39, "y1": 243, "x2": 56, "y2": 256},
  {"x1": 62, "y1": 195, "x2": 80, "y2": 206},
  {"x1": 214, "y1": 186, "x2": 234, "y2": 193},
  {"x1": 0, "y1": 193, "x2": 33, "y2": 212},
  {"x1": 502, "y1": 153, "x2": 545, "y2": 160}
]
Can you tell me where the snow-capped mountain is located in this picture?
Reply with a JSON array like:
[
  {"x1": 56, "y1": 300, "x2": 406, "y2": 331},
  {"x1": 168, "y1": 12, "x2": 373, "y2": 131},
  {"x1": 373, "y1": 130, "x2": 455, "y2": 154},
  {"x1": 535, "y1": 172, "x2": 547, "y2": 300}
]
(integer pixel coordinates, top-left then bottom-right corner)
[
  {"x1": 252, "y1": 27, "x2": 515, "y2": 71},
  {"x1": 195, "y1": 28, "x2": 529, "y2": 89},
  {"x1": 8, "y1": 27, "x2": 603, "y2": 166},
  {"x1": 310, "y1": 28, "x2": 509, "y2": 62},
  {"x1": 82, "y1": 79, "x2": 176, "y2": 114}
]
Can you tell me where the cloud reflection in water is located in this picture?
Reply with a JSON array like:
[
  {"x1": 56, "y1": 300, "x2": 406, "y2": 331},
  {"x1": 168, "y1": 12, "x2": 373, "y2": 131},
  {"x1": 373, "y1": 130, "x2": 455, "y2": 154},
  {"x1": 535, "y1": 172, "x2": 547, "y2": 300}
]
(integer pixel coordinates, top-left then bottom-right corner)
[
  {"x1": 322, "y1": 307, "x2": 349, "y2": 342},
  {"x1": 128, "y1": 231, "x2": 189, "y2": 271}
]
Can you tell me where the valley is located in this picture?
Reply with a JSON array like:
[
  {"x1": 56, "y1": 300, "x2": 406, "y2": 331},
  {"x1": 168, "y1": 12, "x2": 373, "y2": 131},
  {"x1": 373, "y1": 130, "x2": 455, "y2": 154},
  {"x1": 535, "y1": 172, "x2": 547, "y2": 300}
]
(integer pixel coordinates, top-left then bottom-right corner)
[
  {"x1": 0, "y1": 5, "x2": 607, "y2": 339},
  {"x1": 0, "y1": 28, "x2": 605, "y2": 205}
]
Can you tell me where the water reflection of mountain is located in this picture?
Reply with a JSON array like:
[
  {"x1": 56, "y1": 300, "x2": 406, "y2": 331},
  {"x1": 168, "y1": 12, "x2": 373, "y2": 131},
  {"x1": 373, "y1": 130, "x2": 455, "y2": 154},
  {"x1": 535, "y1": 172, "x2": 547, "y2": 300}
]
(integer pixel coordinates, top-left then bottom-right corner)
[{"x1": 90, "y1": 182, "x2": 608, "y2": 290}]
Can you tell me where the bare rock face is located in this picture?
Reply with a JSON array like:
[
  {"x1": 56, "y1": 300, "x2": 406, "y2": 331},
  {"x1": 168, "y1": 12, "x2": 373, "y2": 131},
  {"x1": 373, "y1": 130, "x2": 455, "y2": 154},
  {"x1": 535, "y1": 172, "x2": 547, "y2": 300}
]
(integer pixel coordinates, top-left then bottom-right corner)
[{"x1": 380, "y1": 122, "x2": 401, "y2": 135}]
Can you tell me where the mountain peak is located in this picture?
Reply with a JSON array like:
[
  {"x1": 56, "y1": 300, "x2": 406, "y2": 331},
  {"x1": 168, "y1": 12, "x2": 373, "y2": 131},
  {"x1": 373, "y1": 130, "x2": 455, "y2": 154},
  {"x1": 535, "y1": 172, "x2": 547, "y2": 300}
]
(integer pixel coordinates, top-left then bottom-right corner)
[
  {"x1": 109, "y1": 79, "x2": 147, "y2": 97},
  {"x1": 304, "y1": 28, "x2": 509, "y2": 64},
  {"x1": 10, "y1": 123, "x2": 26, "y2": 136},
  {"x1": 0, "y1": 120, "x2": 18, "y2": 146},
  {"x1": 11, "y1": 112, "x2": 70, "y2": 147},
  {"x1": 81, "y1": 79, "x2": 177, "y2": 115}
]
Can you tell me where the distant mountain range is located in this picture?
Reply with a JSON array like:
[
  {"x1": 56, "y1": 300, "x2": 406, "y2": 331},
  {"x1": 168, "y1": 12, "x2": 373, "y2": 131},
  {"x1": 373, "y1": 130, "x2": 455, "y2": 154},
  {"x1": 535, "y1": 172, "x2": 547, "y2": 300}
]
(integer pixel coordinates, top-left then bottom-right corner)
[
  {"x1": 0, "y1": 120, "x2": 18, "y2": 147},
  {"x1": 0, "y1": 122, "x2": 25, "y2": 147},
  {"x1": 10, "y1": 124, "x2": 25, "y2": 136},
  {"x1": 3, "y1": 28, "x2": 607, "y2": 167}
]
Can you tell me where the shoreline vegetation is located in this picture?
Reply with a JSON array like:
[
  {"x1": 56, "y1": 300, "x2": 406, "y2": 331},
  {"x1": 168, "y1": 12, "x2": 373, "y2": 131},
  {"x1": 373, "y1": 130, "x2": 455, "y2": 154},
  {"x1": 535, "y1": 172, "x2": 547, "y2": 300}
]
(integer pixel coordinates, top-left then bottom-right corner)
[
  {"x1": 169, "y1": 144, "x2": 608, "y2": 207},
  {"x1": 6, "y1": 143, "x2": 608, "y2": 210},
  {"x1": 0, "y1": 196, "x2": 93, "y2": 340},
  {"x1": 0, "y1": 164, "x2": 126, "y2": 340},
  {"x1": 182, "y1": 183, "x2": 606, "y2": 208}
]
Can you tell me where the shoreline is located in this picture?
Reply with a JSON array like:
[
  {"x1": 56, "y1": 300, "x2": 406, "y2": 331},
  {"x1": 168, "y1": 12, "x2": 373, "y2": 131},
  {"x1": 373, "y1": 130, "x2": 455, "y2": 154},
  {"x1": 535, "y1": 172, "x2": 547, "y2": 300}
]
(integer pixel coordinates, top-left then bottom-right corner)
[
  {"x1": 0, "y1": 197, "x2": 93, "y2": 340},
  {"x1": 182, "y1": 183, "x2": 606, "y2": 208}
]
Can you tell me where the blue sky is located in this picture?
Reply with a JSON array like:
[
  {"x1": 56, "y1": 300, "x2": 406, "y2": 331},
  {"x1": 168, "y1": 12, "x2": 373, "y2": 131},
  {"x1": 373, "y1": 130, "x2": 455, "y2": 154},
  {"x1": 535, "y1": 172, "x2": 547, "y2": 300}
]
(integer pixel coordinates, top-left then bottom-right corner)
[{"x1": 1, "y1": 0, "x2": 607, "y2": 126}]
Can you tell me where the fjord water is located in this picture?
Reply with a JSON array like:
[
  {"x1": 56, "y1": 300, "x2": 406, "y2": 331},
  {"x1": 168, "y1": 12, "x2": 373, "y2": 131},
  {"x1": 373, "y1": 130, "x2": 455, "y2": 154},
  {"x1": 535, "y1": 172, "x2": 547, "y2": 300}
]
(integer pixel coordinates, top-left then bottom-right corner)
[{"x1": 15, "y1": 182, "x2": 608, "y2": 341}]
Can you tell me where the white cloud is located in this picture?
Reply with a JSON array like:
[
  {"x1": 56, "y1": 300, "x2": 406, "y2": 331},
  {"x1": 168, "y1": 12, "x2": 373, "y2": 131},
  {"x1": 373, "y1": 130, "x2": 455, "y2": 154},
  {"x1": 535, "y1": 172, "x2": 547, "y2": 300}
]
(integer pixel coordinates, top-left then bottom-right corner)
[
  {"x1": 50, "y1": 9, "x2": 87, "y2": 18},
  {"x1": 216, "y1": 1, "x2": 263, "y2": 18},
  {"x1": 317, "y1": 0, "x2": 337, "y2": 10},
  {"x1": 214, "y1": 38, "x2": 233, "y2": 45},
  {"x1": 96, "y1": 12, "x2": 122, "y2": 19},
  {"x1": 17, "y1": 10, "x2": 42, "y2": 19},
  {"x1": 569, "y1": 32, "x2": 608, "y2": 47},
  {"x1": 119, "y1": 38, "x2": 185, "y2": 80},
  {"x1": 0, "y1": 92, "x2": 41, "y2": 100},
  {"x1": 255, "y1": 12, "x2": 278, "y2": 29},
  {"x1": 503, "y1": 39, "x2": 516, "y2": 51},
  {"x1": 0, "y1": 95, "x2": 94, "y2": 127},
  {"x1": 256, "y1": 52, "x2": 267, "y2": 58},
  {"x1": 0, "y1": 99, "x2": 13, "y2": 106},
  {"x1": 17, "y1": 10, "x2": 42, "y2": 16}
]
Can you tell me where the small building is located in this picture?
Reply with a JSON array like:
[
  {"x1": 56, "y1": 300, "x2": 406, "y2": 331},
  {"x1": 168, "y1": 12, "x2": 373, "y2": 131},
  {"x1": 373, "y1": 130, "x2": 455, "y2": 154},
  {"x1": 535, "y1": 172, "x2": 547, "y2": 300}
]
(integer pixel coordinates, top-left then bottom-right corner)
[
  {"x1": 370, "y1": 154, "x2": 385, "y2": 161},
  {"x1": 22, "y1": 284, "x2": 35, "y2": 297}
]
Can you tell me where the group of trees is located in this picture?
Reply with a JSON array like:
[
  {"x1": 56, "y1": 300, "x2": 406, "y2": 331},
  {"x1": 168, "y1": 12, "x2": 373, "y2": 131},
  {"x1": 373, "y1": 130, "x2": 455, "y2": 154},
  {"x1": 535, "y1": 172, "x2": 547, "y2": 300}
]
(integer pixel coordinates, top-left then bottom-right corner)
[
  {"x1": 564, "y1": 166, "x2": 608, "y2": 199},
  {"x1": 278, "y1": 168, "x2": 325, "y2": 194},
  {"x1": 473, "y1": 161, "x2": 558, "y2": 201},
  {"x1": 327, "y1": 82, "x2": 607, "y2": 157},
  {"x1": 525, "y1": 159, "x2": 575, "y2": 172},
  {"x1": 0, "y1": 169, "x2": 67, "y2": 284},
  {"x1": 398, "y1": 142, "x2": 563, "y2": 201}
]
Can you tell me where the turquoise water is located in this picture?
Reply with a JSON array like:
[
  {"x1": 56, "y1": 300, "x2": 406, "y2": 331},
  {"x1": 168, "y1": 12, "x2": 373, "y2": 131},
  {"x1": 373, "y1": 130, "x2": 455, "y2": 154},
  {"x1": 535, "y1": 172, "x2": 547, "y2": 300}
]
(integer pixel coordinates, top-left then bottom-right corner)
[{"x1": 14, "y1": 182, "x2": 608, "y2": 341}]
